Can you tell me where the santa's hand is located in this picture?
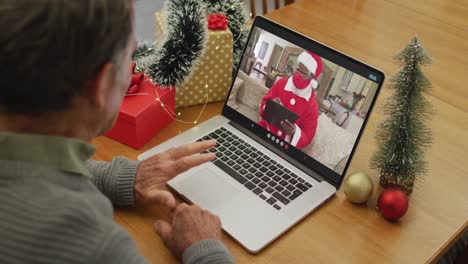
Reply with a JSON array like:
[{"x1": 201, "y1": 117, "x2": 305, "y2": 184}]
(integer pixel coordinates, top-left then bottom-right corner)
[
  {"x1": 281, "y1": 120, "x2": 296, "y2": 136},
  {"x1": 273, "y1": 97, "x2": 283, "y2": 105}
]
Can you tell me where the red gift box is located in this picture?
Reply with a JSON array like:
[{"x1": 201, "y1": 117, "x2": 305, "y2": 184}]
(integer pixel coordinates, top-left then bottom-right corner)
[{"x1": 106, "y1": 79, "x2": 175, "y2": 149}]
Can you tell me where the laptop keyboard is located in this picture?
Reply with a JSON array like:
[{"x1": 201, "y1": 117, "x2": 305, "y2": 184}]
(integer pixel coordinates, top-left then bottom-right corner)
[{"x1": 196, "y1": 127, "x2": 313, "y2": 210}]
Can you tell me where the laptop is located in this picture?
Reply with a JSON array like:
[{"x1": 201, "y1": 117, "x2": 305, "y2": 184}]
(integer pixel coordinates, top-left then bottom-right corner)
[{"x1": 138, "y1": 16, "x2": 384, "y2": 253}]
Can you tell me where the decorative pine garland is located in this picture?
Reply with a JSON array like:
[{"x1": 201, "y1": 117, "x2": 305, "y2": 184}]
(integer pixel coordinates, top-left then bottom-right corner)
[
  {"x1": 139, "y1": 0, "x2": 248, "y2": 87},
  {"x1": 147, "y1": 0, "x2": 208, "y2": 87}
]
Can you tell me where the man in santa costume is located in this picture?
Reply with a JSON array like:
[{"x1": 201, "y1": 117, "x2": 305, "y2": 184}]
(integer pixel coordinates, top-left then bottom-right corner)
[{"x1": 258, "y1": 50, "x2": 322, "y2": 149}]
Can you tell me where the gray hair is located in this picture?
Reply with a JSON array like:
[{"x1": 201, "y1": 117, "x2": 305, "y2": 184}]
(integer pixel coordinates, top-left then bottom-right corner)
[{"x1": 0, "y1": 0, "x2": 133, "y2": 114}]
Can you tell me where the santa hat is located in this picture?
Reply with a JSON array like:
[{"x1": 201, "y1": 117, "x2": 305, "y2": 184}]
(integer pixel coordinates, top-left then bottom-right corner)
[{"x1": 297, "y1": 51, "x2": 323, "y2": 89}]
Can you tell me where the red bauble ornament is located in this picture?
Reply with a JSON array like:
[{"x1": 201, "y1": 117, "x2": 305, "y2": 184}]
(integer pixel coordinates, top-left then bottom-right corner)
[{"x1": 377, "y1": 188, "x2": 409, "y2": 221}]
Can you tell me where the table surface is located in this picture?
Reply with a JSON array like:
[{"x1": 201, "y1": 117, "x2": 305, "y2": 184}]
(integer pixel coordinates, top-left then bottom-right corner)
[{"x1": 92, "y1": 0, "x2": 468, "y2": 263}]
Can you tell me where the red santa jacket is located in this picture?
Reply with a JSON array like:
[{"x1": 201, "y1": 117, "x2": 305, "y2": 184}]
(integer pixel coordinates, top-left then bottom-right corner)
[{"x1": 258, "y1": 77, "x2": 319, "y2": 149}]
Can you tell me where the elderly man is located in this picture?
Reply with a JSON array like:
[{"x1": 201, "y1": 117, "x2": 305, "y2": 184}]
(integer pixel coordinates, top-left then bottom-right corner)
[{"x1": 0, "y1": 1, "x2": 233, "y2": 263}]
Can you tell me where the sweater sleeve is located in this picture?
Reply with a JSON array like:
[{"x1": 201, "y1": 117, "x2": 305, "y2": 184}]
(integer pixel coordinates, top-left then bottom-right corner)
[
  {"x1": 86, "y1": 157, "x2": 141, "y2": 207},
  {"x1": 182, "y1": 239, "x2": 235, "y2": 264}
]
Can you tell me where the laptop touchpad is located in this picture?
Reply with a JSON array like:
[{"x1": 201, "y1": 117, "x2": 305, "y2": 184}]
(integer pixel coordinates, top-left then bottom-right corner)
[{"x1": 177, "y1": 168, "x2": 240, "y2": 211}]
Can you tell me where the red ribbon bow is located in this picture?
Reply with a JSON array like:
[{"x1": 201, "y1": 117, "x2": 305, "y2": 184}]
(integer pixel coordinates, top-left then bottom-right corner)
[
  {"x1": 128, "y1": 62, "x2": 144, "y2": 94},
  {"x1": 208, "y1": 13, "x2": 228, "y2": 30}
]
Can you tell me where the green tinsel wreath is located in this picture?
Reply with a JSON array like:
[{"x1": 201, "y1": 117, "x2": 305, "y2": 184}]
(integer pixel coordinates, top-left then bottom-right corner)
[{"x1": 139, "y1": 0, "x2": 248, "y2": 87}]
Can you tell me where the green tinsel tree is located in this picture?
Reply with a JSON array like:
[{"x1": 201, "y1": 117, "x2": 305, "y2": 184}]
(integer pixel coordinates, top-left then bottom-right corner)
[{"x1": 371, "y1": 37, "x2": 433, "y2": 194}]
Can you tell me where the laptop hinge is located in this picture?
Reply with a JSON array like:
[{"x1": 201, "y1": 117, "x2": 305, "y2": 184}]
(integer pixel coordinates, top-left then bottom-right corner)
[{"x1": 228, "y1": 120, "x2": 326, "y2": 183}]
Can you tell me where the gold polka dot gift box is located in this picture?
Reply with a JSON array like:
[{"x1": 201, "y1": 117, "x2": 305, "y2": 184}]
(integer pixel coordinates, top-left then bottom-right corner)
[{"x1": 155, "y1": 11, "x2": 233, "y2": 108}]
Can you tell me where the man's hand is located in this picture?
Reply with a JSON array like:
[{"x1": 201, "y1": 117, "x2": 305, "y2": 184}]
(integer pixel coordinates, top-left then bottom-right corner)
[
  {"x1": 154, "y1": 203, "x2": 222, "y2": 258},
  {"x1": 281, "y1": 119, "x2": 296, "y2": 136},
  {"x1": 134, "y1": 140, "x2": 216, "y2": 208}
]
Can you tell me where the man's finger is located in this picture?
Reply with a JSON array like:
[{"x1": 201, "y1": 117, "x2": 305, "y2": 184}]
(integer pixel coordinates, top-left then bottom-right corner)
[
  {"x1": 146, "y1": 190, "x2": 176, "y2": 210},
  {"x1": 154, "y1": 220, "x2": 172, "y2": 242},
  {"x1": 168, "y1": 140, "x2": 217, "y2": 160},
  {"x1": 174, "y1": 153, "x2": 215, "y2": 174}
]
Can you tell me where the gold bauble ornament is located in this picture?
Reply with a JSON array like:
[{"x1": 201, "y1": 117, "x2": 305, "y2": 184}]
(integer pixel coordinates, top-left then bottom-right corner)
[{"x1": 343, "y1": 172, "x2": 374, "y2": 204}]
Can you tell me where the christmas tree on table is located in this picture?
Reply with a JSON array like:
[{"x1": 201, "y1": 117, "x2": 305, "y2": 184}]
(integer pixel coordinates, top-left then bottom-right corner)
[{"x1": 371, "y1": 37, "x2": 433, "y2": 194}]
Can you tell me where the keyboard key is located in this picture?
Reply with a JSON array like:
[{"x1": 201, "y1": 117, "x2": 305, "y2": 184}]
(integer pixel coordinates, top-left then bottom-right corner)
[
  {"x1": 291, "y1": 173, "x2": 298, "y2": 178},
  {"x1": 232, "y1": 141, "x2": 240, "y2": 146},
  {"x1": 270, "y1": 166, "x2": 278, "y2": 172},
  {"x1": 241, "y1": 154, "x2": 249, "y2": 160},
  {"x1": 272, "y1": 192, "x2": 290, "y2": 205},
  {"x1": 274, "y1": 185, "x2": 284, "y2": 192},
  {"x1": 218, "y1": 146, "x2": 226, "y2": 152},
  {"x1": 236, "y1": 159, "x2": 245, "y2": 164},
  {"x1": 213, "y1": 160, "x2": 247, "y2": 184},
  {"x1": 259, "y1": 182, "x2": 267, "y2": 189},
  {"x1": 266, "y1": 171, "x2": 275, "y2": 177},
  {"x1": 233, "y1": 164, "x2": 241, "y2": 171},
  {"x1": 264, "y1": 161, "x2": 271, "y2": 167},
  {"x1": 286, "y1": 185, "x2": 295, "y2": 191},
  {"x1": 252, "y1": 178, "x2": 261, "y2": 184},
  {"x1": 259, "y1": 194, "x2": 267, "y2": 200},
  {"x1": 253, "y1": 188, "x2": 262, "y2": 195},
  {"x1": 226, "y1": 160, "x2": 235, "y2": 166},
  {"x1": 244, "y1": 181, "x2": 256, "y2": 190},
  {"x1": 251, "y1": 153, "x2": 259, "y2": 158},
  {"x1": 266, "y1": 187, "x2": 275, "y2": 194},
  {"x1": 266, "y1": 197, "x2": 277, "y2": 205},
  {"x1": 248, "y1": 167, "x2": 257, "y2": 173},
  {"x1": 245, "y1": 173, "x2": 254, "y2": 180},
  {"x1": 238, "y1": 144, "x2": 246, "y2": 150},
  {"x1": 245, "y1": 149, "x2": 252, "y2": 154},
  {"x1": 305, "y1": 182, "x2": 313, "y2": 188},
  {"x1": 283, "y1": 174, "x2": 291, "y2": 180},
  {"x1": 277, "y1": 170, "x2": 285, "y2": 176},
  {"x1": 231, "y1": 155, "x2": 238, "y2": 161},
  {"x1": 273, "y1": 204, "x2": 281, "y2": 210},
  {"x1": 281, "y1": 190, "x2": 291, "y2": 197},
  {"x1": 239, "y1": 169, "x2": 247, "y2": 175},
  {"x1": 220, "y1": 156, "x2": 229, "y2": 162},
  {"x1": 279, "y1": 180, "x2": 288, "y2": 186},
  {"x1": 225, "y1": 150, "x2": 233, "y2": 156},
  {"x1": 296, "y1": 183, "x2": 309, "y2": 192},
  {"x1": 256, "y1": 157, "x2": 265, "y2": 163},
  {"x1": 202, "y1": 135, "x2": 211, "y2": 140},
  {"x1": 268, "y1": 181, "x2": 277, "y2": 187},
  {"x1": 289, "y1": 193, "x2": 300, "y2": 200},
  {"x1": 293, "y1": 189, "x2": 303, "y2": 196},
  {"x1": 247, "y1": 158, "x2": 255, "y2": 164},
  {"x1": 218, "y1": 138, "x2": 225, "y2": 144},
  {"x1": 298, "y1": 178, "x2": 305, "y2": 183},
  {"x1": 284, "y1": 168, "x2": 291, "y2": 173},
  {"x1": 261, "y1": 176, "x2": 270, "y2": 183},
  {"x1": 242, "y1": 163, "x2": 250, "y2": 169},
  {"x1": 209, "y1": 132, "x2": 219, "y2": 139},
  {"x1": 254, "y1": 162, "x2": 262, "y2": 168},
  {"x1": 259, "y1": 167, "x2": 268, "y2": 173},
  {"x1": 215, "y1": 152, "x2": 223, "y2": 158},
  {"x1": 289, "y1": 178, "x2": 298, "y2": 185},
  {"x1": 235, "y1": 150, "x2": 243, "y2": 156},
  {"x1": 254, "y1": 172, "x2": 263, "y2": 178},
  {"x1": 272, "y1": 175, "x2": 281, "y2": 182}
]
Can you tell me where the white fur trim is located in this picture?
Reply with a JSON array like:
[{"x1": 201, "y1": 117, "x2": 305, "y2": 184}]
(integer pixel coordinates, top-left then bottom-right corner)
[
  {"x1": 298, "y1": 52, "x2": 317, "y2": 75},
  {"x1": 290, "y1": 98, "x2": 296, "y2": 105},
  {"x1": 284, "y1": 77, "x2": 312, "y2": 101},
  {"x1": 278, "y1": 130, "x2": 283, "y2": 136},
  {"x1": 311, "y1": 79, "x2": 318, "y2": 89},
  {"x1": 291, "y1": 124, "x2": 302, "y2": 147}
]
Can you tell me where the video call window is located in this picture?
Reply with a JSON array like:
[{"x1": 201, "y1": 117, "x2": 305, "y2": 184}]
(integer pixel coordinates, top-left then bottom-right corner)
[{"x1": 228, "y1": 28, "x2": 379, "y2": 174}]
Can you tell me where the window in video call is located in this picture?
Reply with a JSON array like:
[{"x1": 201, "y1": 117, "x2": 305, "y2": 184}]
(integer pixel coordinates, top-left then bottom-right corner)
[{"x1": 228, "y1": 27, "x2": 380, "y2": 175}]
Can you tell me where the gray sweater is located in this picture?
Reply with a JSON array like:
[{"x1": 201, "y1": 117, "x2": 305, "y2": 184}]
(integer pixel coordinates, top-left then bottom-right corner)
[{"x1": 0, "y1": 132, "x2": 234, "y2": 264}]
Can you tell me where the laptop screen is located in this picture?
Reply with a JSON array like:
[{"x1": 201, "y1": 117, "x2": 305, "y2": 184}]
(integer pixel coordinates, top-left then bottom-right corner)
[{"x1": 223, "y1": 17, "x2": 384, "y2": 187}]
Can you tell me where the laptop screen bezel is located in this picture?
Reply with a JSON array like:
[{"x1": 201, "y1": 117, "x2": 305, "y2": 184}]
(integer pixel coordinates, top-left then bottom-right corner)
[{"x1": 222, "y1": 16, "x2": 385, "y2": 188}]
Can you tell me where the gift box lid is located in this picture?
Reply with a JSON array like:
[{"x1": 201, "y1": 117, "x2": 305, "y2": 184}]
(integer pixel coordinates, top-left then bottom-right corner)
[{"x1": 119, "y1": 79, "x2": 173, "y2": 124}]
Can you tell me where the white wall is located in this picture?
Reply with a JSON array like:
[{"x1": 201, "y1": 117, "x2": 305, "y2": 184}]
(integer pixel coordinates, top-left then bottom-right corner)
[{"x1": 254, "y1": 30, "x2": 299, "y2": 69}]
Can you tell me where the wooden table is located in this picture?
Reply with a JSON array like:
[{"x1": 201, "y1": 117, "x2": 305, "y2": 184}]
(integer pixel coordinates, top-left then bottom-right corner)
[{"x1": 92, "y1": 0, "x2": 468, "y2": 262}]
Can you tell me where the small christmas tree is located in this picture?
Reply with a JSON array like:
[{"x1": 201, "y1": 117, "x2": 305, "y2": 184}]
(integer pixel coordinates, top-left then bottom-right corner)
[{"x1": 371, "y1": 37, "x2": 433, "y2": 194}]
